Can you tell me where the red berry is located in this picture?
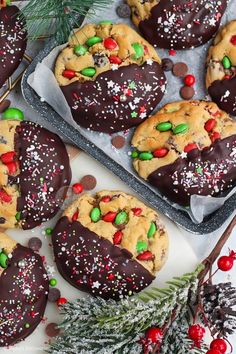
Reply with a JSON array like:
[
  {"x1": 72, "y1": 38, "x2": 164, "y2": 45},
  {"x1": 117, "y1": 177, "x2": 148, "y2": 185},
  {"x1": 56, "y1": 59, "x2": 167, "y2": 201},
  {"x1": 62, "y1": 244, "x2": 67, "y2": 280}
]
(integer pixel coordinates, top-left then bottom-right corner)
[
  {"x1": 217, "y1": 255, "x2": 234, "y2": 271},
  {"x1": 6, "y1": 161, "x2": 18, "y2": 175},
  {"x1": 206, "y1": 350, "x2": 222, "y2": 354},
  {"x1": 72, "y1": 183, "x2": 83, "y2": 194},
  {"x1": 188, "y1": 324, "x2": 205, "y2": 341},
  {"x1": 211, "y1": 132, "x2": 221, "y2": 143},
  {"x1": 153, "y1": 148, "x2": 169, "y2": 158},
  {"x1": 104, "y1": 38, "x2": 118, "y2": 50},
  {"x1": 137, "y1": 251, "x2": 154, "y2": 261},
  {"x1": 230, "y1": 35, "x2": 236, "y2": 45},
  {"x1": 57, "y1": 297, "x2": 67, "y2": 306},
  {"x1": 113, "y1": 230, "x2": 123, "y2": 245},
  {"x1": 1, "y1": 151, "x2": 16, "y2": 164},
  {"x1": 184, "y1": 143, "x2": 198, "y2": 153},
  {"x1": 62, "y1": 70, "x2": 76, "y2": 79},
  {"x1": 146, "y1": 327, "x2": 163, "y2": 343},
  {"x1": 131, "y1": 208, "x2": 142, "y2": 216},
  {"x1": 102, "y1": 211, "x2": 117, "y2": 222},
  {"x1": 204, "y1": 118, "x2": 217, "y2": 132},
  {"x1": 0, "y1": 190, "x2": 12, "y2": 203},
  {"x1": 109, "y1": 55, "x2": 122, "y2": 65},
  {"x1": 101, "y1": 195, "x2": 111, "y2": 203},
  {"x1": 72, "y1": 210, "x2": 79, "y2": 221},
  {"x1": 184, "y1": 74, "x2": 196, "y2": 86},
  {"x1": 210, "y1": 339, "x2": 227, "y2": 353}
]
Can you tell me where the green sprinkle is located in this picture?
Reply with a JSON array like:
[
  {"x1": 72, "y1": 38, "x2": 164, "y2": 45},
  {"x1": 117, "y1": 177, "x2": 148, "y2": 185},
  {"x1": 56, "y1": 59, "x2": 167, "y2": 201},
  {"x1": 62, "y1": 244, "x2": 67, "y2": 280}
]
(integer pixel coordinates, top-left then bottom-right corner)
[
  {"x1": 131, "y1": 112, "x2": 138, "y2": 118},
  {"x1": 222, "y1": 56, "x2": 231, "y2": 69},
  {"x1": 86, "y1": 36, "x2": 102, "y2": 47},
  {"x1": 2, "y1": 108, "x2": 24, "y2": 121},
  {"x1": 74, "y1": 44, "x2": 88, "y2": 56},
  {"x1": 131, "y1": 151, "x2": 139, "y2": 158},
  {"x1": 40, "y1": 177, "x2": 44, "y2": 183},
  {"x1": 49, "y1": 278, "x2": 57, "y2": 287},
  {"x1": 0, "y1": 252, "x2": 8, "y2": 268},
  {"x1": 80, "y1": 67, "x2": 96, "y2": 77},
  {"x1": 25, "y1": 323, "x2": 30, "y2": 329},
  {"x1": 147, "y1": 222, "x2": 156, "y2": 238},
  {"x1": 15, "y1": 212, "x2": 21, "y2": 221},
  {"x1": 196, "y1": 167, "x2": 203, "y2": 175},
  {"x1": 173, "y1": 123, "x2": 188, "y2": 135},
  {"x1": 45, "y1": 227, "x2": 53, "y2": 236},
  {"x1": 131, "y1": 43, "x2": 144, "y2": 60},
  {"x1": 139, "y1": 152, "x2": 153, "y2": 161},
  {"x1": 136, "y1": 240, "x2": 148, "y2": 253},
  {"x1": 115, "y1": 211, "x2": 128, "y2": 225},
  {"x1": 90, "y1": 207, "x2": 101, "y2": 222},
  {"x1": 156, "y1": 122, "x2": 172, "y2": 132},
  {"x1": 129, "y1": 81, "x2": 136, "y2": 89}
]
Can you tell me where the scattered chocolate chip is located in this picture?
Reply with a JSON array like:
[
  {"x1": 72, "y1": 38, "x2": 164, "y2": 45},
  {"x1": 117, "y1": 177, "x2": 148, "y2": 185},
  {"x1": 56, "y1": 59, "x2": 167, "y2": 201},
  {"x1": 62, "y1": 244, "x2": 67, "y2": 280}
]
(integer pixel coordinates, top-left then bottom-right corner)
[
  {"x1": 45, "y1": 323, "x2": 60, "y2": 337},
  {"x1": 0, "y1": 99, "x2": 11, "y2": 113},
  {"x1": 172, "y1": 62, "x2": 188, "y2": 77},
  {"x1": 0, "y1": 217, "x2": 6, "y2": 224},
  {"x1": 111, "y1": 135, "x2": 126, "y2": 149},
  {"x1": 161, "y1": 58, "x2": 174, "y2": 72},
  {"x1": 93, "y1": 53, "x2": 109, "y2": 68},
  {"x1": 116, "y1": 4, "x2": 131, "y2": 18},
  {"x1": 48, "y1": 287, "x2": 61, "y2": 302},
  {"x1": 28, "y1": 237, "x2": 42, "y2": 252},
  {"x1": 180, "y1": 86, "x2": 195, "y2": 100},
  {"x1": 80, "y1": 175, "x2": 97, "y2": 191}
]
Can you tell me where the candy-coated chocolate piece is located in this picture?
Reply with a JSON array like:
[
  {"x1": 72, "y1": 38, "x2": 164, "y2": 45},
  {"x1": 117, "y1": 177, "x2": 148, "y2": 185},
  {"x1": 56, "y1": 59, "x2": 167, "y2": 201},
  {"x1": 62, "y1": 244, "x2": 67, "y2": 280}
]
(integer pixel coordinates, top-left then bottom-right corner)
[
  {"x1": 153, "y1": 148, "x2": 169, "y2": 158},
  {"x1": 2, "y1": 107, "x2": 24, "y2": 121},
  {"x1": 131, "y1": 43, "x2": 144, "y2": 60},
  {"x1": 156, "y1": 122, "x2": 172, "y2": 132},
  {"x1": 62, "y1": 70, "x2": 76, "y2": 79},
  {"x1": 173, "y1": 123, "x2": 188, "y2": 135},
  {"x1": 90, "y1": 207, "x2": 101, "y2": 222},
  {"x1": 0, "y1": 252, "x2": 8, "y2": 268},
  {"x1": 80, "y1": 67, "x2": 96, "y2": 77},
  {"x1": 204, "y1": 118, "x2": 217, "y2": 132},
  {"x1": 115, "y1": 211, "x2": 128, "y2": 225},
  {"x1": 102, "y1": 211, "x2": 117, "y2": 222},
  {"x1": 74, "y1": 44, "x2": 88, "y2": 56},
  {"x1": 104, "y1": 37, "x2": 118, "y2": 50},
  {"x1": 139, "y1": 152, "x2": 153, "y2": 160},
  {"x1": 147, "y1": 222, "x2": 156, "y2": 238},
  {"x1": 136, "y1": 240, "x2": 148, "y2": 253},
  {"x1": 222, "y1": 56, "x2": 231, "y2": 69},
  {"x1": 113, "y1": 230, "x2": 123, "y2": 245},
  {"x1": 86, "y1": 36, "x2": 102, "y2": 47}
]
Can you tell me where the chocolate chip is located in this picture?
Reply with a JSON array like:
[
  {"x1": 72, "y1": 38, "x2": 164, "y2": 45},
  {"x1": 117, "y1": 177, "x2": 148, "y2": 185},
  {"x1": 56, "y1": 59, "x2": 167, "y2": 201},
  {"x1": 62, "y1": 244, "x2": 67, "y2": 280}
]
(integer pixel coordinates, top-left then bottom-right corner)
[
  {"x1": 116, "y1": 4, "x2": 131, "y2": 18},
  {"x1": 80, "y1": 175, "x2": 97, "y2": 190},
  {"x1": 180, "y1": 86, "x2": 195, "y2": 100},
  {"x1": 48, "y1": 287, "x2": 61, "y2": 302},
  {"x1": 111, "y1": 135, "x2": 125, "y2": 149},
  {"x1": 0, "y1": 99, "x2": 11, "y2": 113},
  {"x1": 45, "y1": 323, "x2": 60, "y2": 337},
  {"x1": 172, "y1": 62, "x2": 188, "y2": 77},
  {"x1": 0, "y1": 217, "x2": 6, "y2": 224},
  {"x1": 93, "y1": 53, "x2": 109, "y2": 68},
  {"x1": 28, "y1": 237, "x2": 42, "y2": 251},
  {"x1": 161, "y1": 58, "x2": 174, "y2": 72}
]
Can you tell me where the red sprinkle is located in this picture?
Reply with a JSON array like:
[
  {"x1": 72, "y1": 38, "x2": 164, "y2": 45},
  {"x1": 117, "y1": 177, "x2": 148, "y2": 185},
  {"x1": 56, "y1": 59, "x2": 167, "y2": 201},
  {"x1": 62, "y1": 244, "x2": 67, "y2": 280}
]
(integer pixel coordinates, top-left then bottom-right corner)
[
  {"x1": 0, "y1": 190, "x2": 12, "y2": 203},
  {"x1": 1, "y1": 151, "x2": 15, "y2": 164},
  {"x1": 72, "y1": 210, "x2": 79, "y2": 221},
  {"x1": 6, "y1": 161, "x2": 18, "y2": 175},
  {"x1": 102, "y1": 211, "x2": 117, "y2": 222},
  {"x1": 62, "y1": 70, "x2": 76, "y2": 79},
  {"x1": 211, "y1": 131, "x2": 221, "y2": 143},
  {"x1": 137, "y1": 251, "x2": 154, "y2": 261},
  {"x1": 101, "y1": 196, "x2": 111, "y2": 203},
  {"x1": 184, "y1": 74, "x2": 196, "y2": 87},
  {"x1": 57, "y1": 298, "x2": 67, "y2": 306},
  {"x1": 109, "y1": 55, "x2": 122, "y2": 65},
  {"x1": 104, "y1": 37, "x2": 118, "y2": 50},
  {"x1": 131, "y1": 208, "x2": 142, "y2": 216},
  {"x1": 169, "y1": 49, "x2": 176, "y2": 56},
  {"x1": 108, "y1": 274, "x2": 115, "y2": 280},
  {"x1": 153, "y1": 148, "x2": 169, "y2": 158},
  {"x1": 204, "y1": 118, "x2": 217, "y2": 132},
  {"x1": 230, "y1": 35, "x2": 236, "y2": 46},
  {"x1": 113, "y1": 231, "x2": 123, "y2": 245},
  {"x1": 184, "y1": 143, "x2": 198, "y2": 153},
  {"x1": 72, "y1": 183, "x2": 83, "y2": 194}
]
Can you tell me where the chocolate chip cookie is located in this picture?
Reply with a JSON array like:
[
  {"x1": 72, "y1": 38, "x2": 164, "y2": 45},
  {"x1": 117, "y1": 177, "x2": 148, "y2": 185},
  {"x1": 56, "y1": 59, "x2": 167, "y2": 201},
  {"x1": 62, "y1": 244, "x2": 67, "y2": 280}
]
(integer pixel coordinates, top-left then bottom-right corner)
[
  {"x1": 127, "y1": 0, "x2": 228, "y2": 50},
  {"x1": 206, "y1": 20, "x2": 236, "y2": 115},
  {"x1": 131, "y1": 100, "x2": 236, "y2": 206},
  {"x1": 0, "y1": 232, "x2": 48, "y2": 347},
  {"x1": 52, "y1": 190, "x2": 168, "y2": 300},
  {"x1": 54, "y1": 22, "x2": 166, "y2": 133},
  {"x1": 0, "y1": 119, "x2": 71, "y2": 229}
]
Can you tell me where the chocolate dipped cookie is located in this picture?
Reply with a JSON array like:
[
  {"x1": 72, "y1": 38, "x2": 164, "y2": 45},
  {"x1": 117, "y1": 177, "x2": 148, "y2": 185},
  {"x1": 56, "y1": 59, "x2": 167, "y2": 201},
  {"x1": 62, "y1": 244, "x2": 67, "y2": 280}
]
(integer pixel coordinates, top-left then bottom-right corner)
[
  {"x1": 131, "y1": 100, "x2": 236, "y2": 206},
  {"x1": 0, "y1": 232, "x2": 48, "y2": 347},
  {"x1": 206, "y1": 20, "x2": 236, "y2": 116},
  {"x1": 52, "y1": 191, "x2": 168, "y2": 300},
  {"x1": 54, "y1": 22, "x2": 166, "y2": 133},
  {"x1": 0, "y1": 118, "x2": 71, "y2": 229},
  {"x1": 127, "y1": 0, "x2": 228, "y2": 50},
  {"x1": 0, "y1": 5, "x2": 27, "y2": 88}
]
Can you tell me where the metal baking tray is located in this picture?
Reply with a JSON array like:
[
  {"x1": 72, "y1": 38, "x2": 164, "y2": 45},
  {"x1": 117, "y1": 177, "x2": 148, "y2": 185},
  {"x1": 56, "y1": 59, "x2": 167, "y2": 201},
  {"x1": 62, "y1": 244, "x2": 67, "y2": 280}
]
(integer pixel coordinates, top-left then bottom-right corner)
[{"x1": 21, "y1": 35, "x2": 236, "y2": 235}]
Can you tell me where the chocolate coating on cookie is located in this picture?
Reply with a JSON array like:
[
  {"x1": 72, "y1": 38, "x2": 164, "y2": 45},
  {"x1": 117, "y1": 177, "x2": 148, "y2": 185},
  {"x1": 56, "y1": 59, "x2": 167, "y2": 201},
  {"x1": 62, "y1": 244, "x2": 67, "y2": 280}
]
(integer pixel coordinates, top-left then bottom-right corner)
[
  {"x1": 0, "y1": 242, "x2": 48, "y2": 346},
  {"x1": 0, "y1": 6, "x2": 27, "y2": 88},
  {"x1": 208, "y1": 77, "x2": 236, "y2": 115},
  {"x1": 128, "y1": 0, "x2": 228, "y2": 50}
]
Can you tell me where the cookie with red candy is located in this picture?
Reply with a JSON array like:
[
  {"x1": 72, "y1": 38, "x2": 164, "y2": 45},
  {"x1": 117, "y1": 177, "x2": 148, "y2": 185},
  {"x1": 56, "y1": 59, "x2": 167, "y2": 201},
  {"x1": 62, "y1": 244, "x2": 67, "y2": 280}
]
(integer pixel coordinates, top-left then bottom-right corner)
[{"x1": 52, "y1": 190, "x2": 168, "y2": 300}]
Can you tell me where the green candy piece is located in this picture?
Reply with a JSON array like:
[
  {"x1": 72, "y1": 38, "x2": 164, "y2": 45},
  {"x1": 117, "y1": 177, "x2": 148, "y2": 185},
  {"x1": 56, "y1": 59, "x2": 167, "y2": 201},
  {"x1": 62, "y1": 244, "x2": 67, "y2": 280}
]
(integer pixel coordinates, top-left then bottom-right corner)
[
  {"x1": 99, "y1": 21, "x2": 113, "y2": 25},
  {"x1": 0, "y1": 252, "x2": 8, "y2": 268},
  {"x1": 139, "y1": 152, "x2": 153, "y2": 161},
  {"x1": 86, "y1": 36, "x2": 102, "y2": 47},
  {"x1": 115, "y1": 211, "x2": 128, "y2": 225},
  {"x1": 45, "y1": 227, "x2": 53, "y2": 236},
  {"x1": 131, "y1": 151, "x2": 139, "y2": 158},
  {"x1": 2, "y1": 108, "x2": 24, "y2": 121},
  {"x1": 147, "y1": 222, "x2": 156, "y2": 238},
  {"x1": 90, "y1": 207, "x2": 101, "y2": 222},
  {"x1": 74, "y1": 44, "x2": 88, "y2": 56},
  {"x1": 15, "y1": 212, "x2": 21, "y2": 221},
  {"x1": 50, "y1": 278, "x2": 57, "y2": 287},
  {"x1": 81, "y1": 67, "x2": 96, "y2": 77},
  {"x1": 222, "y1": 56, "x2": 231, "y2": 69},
  {"x1": 156, "y1": 121, "x2": 172, "y2": 132},
  {"x1": 131, "y1": 43, "x2": 144, "y2": 60},
  {"x1": 136, "y1": 240, "x2": 148, "y2": 253},
  {"x1": 173, "y1": 123, "x2": 188, "y2": 135}
]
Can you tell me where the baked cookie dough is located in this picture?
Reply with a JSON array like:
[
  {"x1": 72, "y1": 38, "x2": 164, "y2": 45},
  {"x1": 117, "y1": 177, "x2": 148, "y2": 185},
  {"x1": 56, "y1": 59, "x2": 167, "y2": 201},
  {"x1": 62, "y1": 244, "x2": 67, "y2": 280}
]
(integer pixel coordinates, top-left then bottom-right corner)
[
  {"x1": 131, "y1": 100, "x2": 236, "y2": 206},
  {"x1": 127, "y1": 0, "x2": 228, "y2": 50},
  {"x1": 0, "y1": 119, "x2": 71, "y2": 230},
  {"x1": 0, "y1": 232, "x2": 48, "y2": 347},
  {"x1": 0, "y1": 6, "x2": 27, "y2": 88},
  {"x1": 52, "y1": 190, "x2": 168, "y2": 300},
  {"x1": 54, "y1": 22, "x2": 166, "y2": 133},
  {"x1": 206, "y1": 20, "x2": 236, "y2": 115}
]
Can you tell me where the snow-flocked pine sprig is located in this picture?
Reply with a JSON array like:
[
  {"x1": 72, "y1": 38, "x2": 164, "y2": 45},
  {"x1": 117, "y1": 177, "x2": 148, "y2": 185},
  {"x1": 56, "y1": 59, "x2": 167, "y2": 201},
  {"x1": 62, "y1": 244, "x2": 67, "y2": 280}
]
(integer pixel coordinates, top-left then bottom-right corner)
[{"x1": 48, "y1": 264, "x2": 204, "y2": 354}]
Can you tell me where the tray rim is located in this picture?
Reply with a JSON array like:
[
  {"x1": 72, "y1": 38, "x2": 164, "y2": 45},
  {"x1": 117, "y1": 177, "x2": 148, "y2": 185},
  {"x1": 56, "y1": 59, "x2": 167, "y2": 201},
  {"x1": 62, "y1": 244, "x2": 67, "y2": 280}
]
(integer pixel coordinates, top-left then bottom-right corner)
[{"x1": 21, "y1": 36, "x2": 236, "y2": 235}]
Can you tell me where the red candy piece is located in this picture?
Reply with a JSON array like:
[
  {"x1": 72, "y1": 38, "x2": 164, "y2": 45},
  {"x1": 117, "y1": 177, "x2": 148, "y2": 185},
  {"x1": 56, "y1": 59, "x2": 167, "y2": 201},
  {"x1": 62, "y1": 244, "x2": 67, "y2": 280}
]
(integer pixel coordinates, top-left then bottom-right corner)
[
  {"x1": 146, "y1": 327, "x2": 163, "y2": 343},
  {"x1": 188, "y1": 324, "x2": 205, "y2": 341},
  {"x1": 169, "y1": 49, "x2": 176, "y2": 56},
  {"x1": 101, "y1": 195, "x2": 111, "y2": 203},
  {"x1": 62, "y1": 70, "x2": 76, "y2": 79},
  {"x1": 113, "y1": 230, "x2": 123, "y2": 245},
  {"x1": 1, "y1": 151, "x2": 15, "y2": 164},
  {"x1": 184, "y1": 74, "x2": 196, "y2": 87},
  {"x1": 210, "y1": 338, "x2": 227, "y2": 353},
  {"x1": 72, "y1": 210, "x2": 79, "y2": 221},
  {"x1": 6, "y1": 161, "x2": 18, "y2": 175},
  {"x1": 72, "y1": 183, "x2": 83, "y2": 194},
  {"x1": 57, "y1": 297, "x2": 67, "y2": 306},
  {"x1": 184, "y1": 143, "x2": 198, "y2": 153},
  {"x1": 224, "y1": 75, "x2": 231, "y2": 80},
  {"x1": 211, "y1": 131, "x2": 221, "y2": 143},
  {"x1": 131, "y1": 208, "x2": 142, "y2": 216},
  {"x1": 104, "y1": 38, "x2": 118, "y2": 50},
  {"x1": 102, "y1": 211, "x2": 117, "y2": 222},
  {"x1": 153, "y1": 148, "x2": 169, "y2": 158},
  {"x1": 137, "y1": 251, "x2": 154, "y2": 261},
  {"x1": 230, "y1": 35, "x2": 236, "y2": 45},
  {"x1": 204, "y1": 118, "x2": 217, "y2": 132},
  {"x1": 109, "y1": 55, "x2": 122, "y2": 65},
  {"x1": 0, "y1": 190, "x2": 12, "y2": 203},
  {"x1": 206, "y1": 350, "x2": 222, "y2": 354}
]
